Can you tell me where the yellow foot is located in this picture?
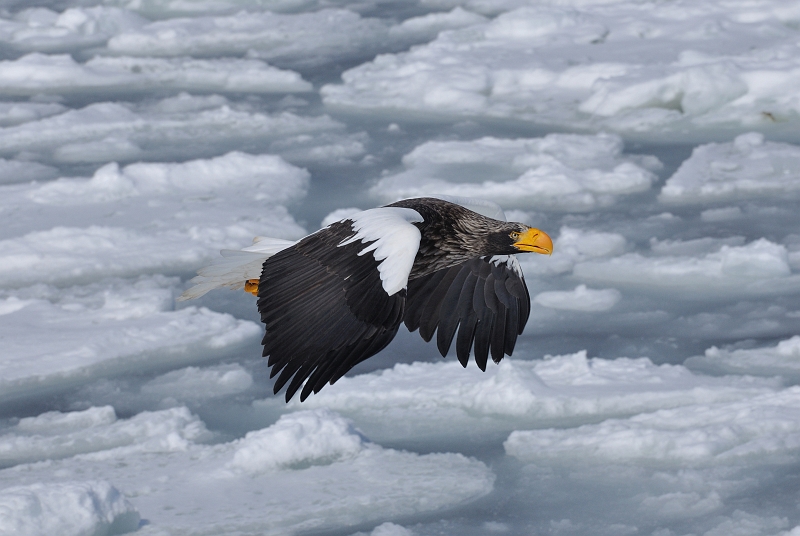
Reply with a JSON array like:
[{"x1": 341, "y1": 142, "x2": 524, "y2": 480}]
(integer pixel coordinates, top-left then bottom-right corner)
[{"x1": 244, "y1": 279, "x2": 259, "y2": 296}]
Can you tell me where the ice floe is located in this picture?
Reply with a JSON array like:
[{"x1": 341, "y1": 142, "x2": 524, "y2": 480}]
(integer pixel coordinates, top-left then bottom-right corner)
[
  {"x1": 0, "y1": 406, "x2": 210, "y2": 466},
  {"x1": 0, "y1": 409, "x2": 494, "y2": 535},
  {"x1": 107, "y1": 9, "x2": 387, "y2": 68},
  {"x1": 573, "y1": 237, "x2": 800, "y2": 300},
  {"x1": 322, "y1": 2, "x2": 800, "y2": 140},
  {"x1": 520, "y1": 226, "x2": 627, "y2": 276},
  {"x1": 0, "y1": 152, "x2": 308, "y2": 286},
  {"x1": 0, "y1": 102, "x2": 66, "y2": 127},
  {"x1": 370, "y1": 133, "x2": 660, "y2": 211},
  {"x1": 533, "y1": 284, "x2": 621, "y2": 312},
  {"x1": 139, "y1": 364, "x2": 253, "y2": 404},
  {"x1": 0, "y1": 277, "x2": 261, "y2": 404},
  {"x1": 505, "y1": 386, "x2": 800, "y2": 466},
  {"x1": 103, "y1": 7, "x2": 487, "y2": 69},
  {"x1": 269, "y1": 351, "x2": 777, "y2": 443},
  {"x1": 660, "y1": 132, "x2": 800, "y2": 204},
  {"x1": 686, "y1": 336, "x2": 800, "y2": 380},
  {"x1": 0, "y1": 481, "x2": 140, "y2": 536},
  {"x1": 0, "y1": 54, "x2": 312, "y2": 96},
  {"x1": 0, "y1": 7, "x2": 147, "y2": 53},
  {"x1": 0, "y1": 94, "x2": 347, "y2": 165},
  {"x1": 1, "y1": 0, "x2": 800, "y2": 533}
]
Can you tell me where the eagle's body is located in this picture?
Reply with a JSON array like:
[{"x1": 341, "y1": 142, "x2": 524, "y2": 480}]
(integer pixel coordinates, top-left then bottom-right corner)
[{"x1": 181, "y1": 197, "x2": 552, "y2": 402}]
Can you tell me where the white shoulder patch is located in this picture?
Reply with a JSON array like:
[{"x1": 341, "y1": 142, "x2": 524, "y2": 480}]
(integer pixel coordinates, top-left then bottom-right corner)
[
  {"x1": 338, "y1": 207, "x2": 423, "y2": 296},
  {"x1": 488, "y1": 254, "x2": 523, "y2": 278}
]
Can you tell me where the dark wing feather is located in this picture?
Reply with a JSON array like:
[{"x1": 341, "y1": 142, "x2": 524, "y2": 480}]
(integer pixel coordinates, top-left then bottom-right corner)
[
  {"x1": 404, "y1": 256, "x2": 530, "y2": 369},
  {"x1": 258, "y1": 222, "x2": 407, "y2": 402}
]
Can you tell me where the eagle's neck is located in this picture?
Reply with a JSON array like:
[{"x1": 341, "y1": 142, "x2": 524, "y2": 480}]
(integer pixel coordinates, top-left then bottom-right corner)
[{"x1": 387, "y1": 198, "x2": 503, "y2": 280}]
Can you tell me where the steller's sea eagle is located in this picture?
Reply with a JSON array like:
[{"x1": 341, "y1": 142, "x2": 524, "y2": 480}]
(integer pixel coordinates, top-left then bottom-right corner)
[{"x1": 180, "y1": 196, "x2": 552, "y2": 402}]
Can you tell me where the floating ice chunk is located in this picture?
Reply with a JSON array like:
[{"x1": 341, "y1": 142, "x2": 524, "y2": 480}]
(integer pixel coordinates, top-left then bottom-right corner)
[
  {"x1": 0, "y1": 95, "x2": 345, "y2": 165},
  {"x1": 28, "y1": 151, "x2": 307, "y2": 205},
  {"x1": 580, "y1": 62, "x2": 748, "y2": 117},
  {"x1": 140, "y1": 364, "x2": 253, "y2": 403},
  {"x1": 649, "y1": 236, "x2": 746, "y2": 257},
  {"x1": 107, "y1": 9, "x2": 392, "y2": 68},
  {"x1": 322, "y1": 3, "x2": 800, "y2": 140},
  {"x1": 686, "y1": 336, "x2": 800, "y2": 380},
  {"x1": 534, "y1": 284, "x2": 621, "y2": 312},
  {"x1": 0, "y1": 53, "x2": 312, "y2": 96},
  {"x1": 0, "y1": 277, "x2": 261, "y2": 403},
  {"x1": 573, "y1": 238, "x2": 798, "y2": 300},
  {"x1": 0, "y1": 481, "x2": 139, "y2": 536},
  {"x1": 388, "y1": 7, "x2": 487, "y2": 42},
  {"x1": 0, "y1": 225, "x2": 273, "y2": 288},
  {"x1": 0, "y1": 406, "x2": 211, "y2": 466},
  {"x1": 0, "y1": 101, "x2": 66, "y2": 127},
  {"x1": 521, "y1": 226, "x2": 627, "y2": 276},
  {"x1": 0, "y1": 409, "x2": 494, "y2": 535},
  {"x1": 504, "y1": 386, "x2": 800, "y2": 466},
  {"x1": 370, "y1": 134, "x2": 657, "y2": 211},
  {"x1": 273, "y1": 352, "x2": 777, "y2": 443},
  {"x1": 660, "y1": 133, "x2": 800, "y2": 204},
  {"x1": 0, "y1": 7, "x2": 147, "y2": 53},
  {"x1": 0, "y1": 152, "x2": 308, "y2": 285},
  {"x1": 100, "y1": 0, "x2": 319, "y2": 17},
  {"x1": 229, "y1": 410, "x2": 364, "y2": 472}
]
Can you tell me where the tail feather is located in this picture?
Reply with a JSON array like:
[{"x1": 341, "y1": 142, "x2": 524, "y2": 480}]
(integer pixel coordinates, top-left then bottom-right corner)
[{"x1": 178, "y1": 237, "x2": 295, "y2": 301}]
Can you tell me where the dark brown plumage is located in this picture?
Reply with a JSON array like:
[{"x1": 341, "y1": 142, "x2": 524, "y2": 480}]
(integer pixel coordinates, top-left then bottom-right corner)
[{"x1": 256, "y1": 197, "x2": 552, "y2": 402}]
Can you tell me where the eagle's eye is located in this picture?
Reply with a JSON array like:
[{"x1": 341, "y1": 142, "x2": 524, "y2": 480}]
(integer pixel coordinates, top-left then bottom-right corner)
[{"x1": 509, "y1": 231, "x2": 520, "y2": 240}]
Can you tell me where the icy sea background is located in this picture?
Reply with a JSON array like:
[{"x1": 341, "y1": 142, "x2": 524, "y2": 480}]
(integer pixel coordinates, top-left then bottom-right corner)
[{"x1": 2, "y1": 0, "x2": 800, "y2": 534}]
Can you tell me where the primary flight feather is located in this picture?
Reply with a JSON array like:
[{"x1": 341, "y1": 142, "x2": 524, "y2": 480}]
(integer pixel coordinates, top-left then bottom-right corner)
[{"x1": 181, "y1": 197, "x2": 552, "y2": 402}]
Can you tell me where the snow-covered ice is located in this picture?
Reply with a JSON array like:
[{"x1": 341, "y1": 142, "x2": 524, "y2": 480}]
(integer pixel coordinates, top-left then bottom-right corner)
[
  {"x1": 686, "y1": 336, "x2": 800, "y2": 379},
  {"x1": 0, "y1": 54, "x2": 312, "y2": 96},
  {"x1": 660, "y1": 132, "x2": 800, "y2": 204},
  {"x1": 0, "y1": 277, "x2": 261, "y2": 405},
  {"x1": 322, "y1": 1, "x2": 800, "y2": 141},
  {"x1": 2, "y1": 0, "x2": 800, "y2": 534},
  {"x1": 0, "y1": 409, "x2": 494, "y2": 536},
  {"x1": 370, "y1": 133, "x2": 661, "y2": 211},
  {"x1": 0, "y1": 94, "x2": 349, "y2": 165}
]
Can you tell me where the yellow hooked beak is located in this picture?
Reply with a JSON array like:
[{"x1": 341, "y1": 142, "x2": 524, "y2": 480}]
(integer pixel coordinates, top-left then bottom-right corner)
[{"x1": 513, "y1": 228, "x2": 553, "y2": 255}]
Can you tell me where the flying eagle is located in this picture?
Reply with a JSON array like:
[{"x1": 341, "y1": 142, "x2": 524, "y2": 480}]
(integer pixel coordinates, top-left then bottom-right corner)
[{"x1": 180, "y1": 197, "x2": 552, "y2": 402}]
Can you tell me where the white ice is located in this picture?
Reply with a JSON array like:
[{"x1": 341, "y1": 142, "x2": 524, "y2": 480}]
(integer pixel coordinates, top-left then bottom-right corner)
[
  {"x1": 660, "y1": 132, "x2": 800, "y2": 204},
  {"x1": 104, "y1": 8, "x2": 484, "y2": 69},
  {"x1": 686, "y1": 336, "x2": 800, "y2": 379},
  {"x1": 267, "y1": 351, "x2": 778, "y2": 443},
  {"x1": 0, "y1": 481, "x2": 140, "y2": 536},
  {"x1": 572, "y1": 237, "x2": 800, "y2": 300},
  {"x1": 0, "y1": 53, "x2": 312, "y2": 96},
  {"x1": 322, "y1": 1, "x2": 800, "y2": 141},
  {"x1": 0, "y1": 7, "x2": 147, "y2": 53},
  {"x1": 0, "y1": 94, "x2": 350, "y2": 165},
  {"x1": 1, "y1": 0, "x2": 800, "y2": 534},
  {"x1": 370, "y1": 133, "x2": 660, "y2": 211},
  {"x1": 0, "y1": 151, "x2": 308, "y2": 287},
  {"x1": 533, "y1": 284, "x2": 621, "y2": 312},
  {"x1": 0, "y1": 277, "x2": 261, "y2": 404},
  {"x1": 0, "y1": 409, "x2": 494, "y2": 536}
]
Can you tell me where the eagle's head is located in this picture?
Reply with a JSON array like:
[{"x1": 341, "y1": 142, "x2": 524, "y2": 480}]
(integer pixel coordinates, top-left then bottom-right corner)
[{"x1": 486, "y1": 223, "x2": 553, "y2": 256}]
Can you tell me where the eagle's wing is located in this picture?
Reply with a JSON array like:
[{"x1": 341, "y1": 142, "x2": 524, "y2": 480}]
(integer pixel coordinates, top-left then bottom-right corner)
[
  {"x1": 404, "y1": 255, "x2": 530, "y2": 371},
  {"x1": 259, "y1": 208, "x2": 422, "y2": 402}
]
